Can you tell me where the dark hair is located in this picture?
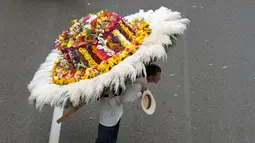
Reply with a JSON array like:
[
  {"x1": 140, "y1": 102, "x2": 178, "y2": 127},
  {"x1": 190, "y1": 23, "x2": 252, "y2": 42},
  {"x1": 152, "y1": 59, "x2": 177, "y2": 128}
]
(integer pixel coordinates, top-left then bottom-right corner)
[{"x1": 145, "y1": 64, "x2": 161, "y2": 76}]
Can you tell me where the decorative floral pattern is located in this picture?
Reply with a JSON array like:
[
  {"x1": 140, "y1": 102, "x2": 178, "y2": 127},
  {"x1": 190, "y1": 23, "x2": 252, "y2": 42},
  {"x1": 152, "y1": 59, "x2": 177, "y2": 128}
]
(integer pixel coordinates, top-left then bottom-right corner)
[{"x1": 52, "y1": 10, "x2": 151, "y2": 85}]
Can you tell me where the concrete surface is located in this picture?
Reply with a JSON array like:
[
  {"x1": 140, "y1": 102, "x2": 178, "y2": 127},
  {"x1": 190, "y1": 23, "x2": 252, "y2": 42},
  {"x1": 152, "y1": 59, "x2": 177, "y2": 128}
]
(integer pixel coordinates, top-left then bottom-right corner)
[{"x1": 1, "y1": 0, "x2": 255, "y2": 143}]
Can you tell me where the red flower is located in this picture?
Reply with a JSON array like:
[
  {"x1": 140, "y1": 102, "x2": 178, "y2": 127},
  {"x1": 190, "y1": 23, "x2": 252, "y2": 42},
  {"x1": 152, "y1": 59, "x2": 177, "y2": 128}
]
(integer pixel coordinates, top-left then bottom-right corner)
[
  {"x1": 78, "y1": 42, "x2": 87, "y2": 47},
  {"x1": 72, "y1": 42, "x2": 79, "y2": 48},
  {"x1": 91, "y1": 27, "x2": 95, "y2": 33},
  {"x1": 60, "y1": 33, "x2": 66, "y2": 38},
  {"x1": 91, "y1": 18, "x2": 97, "y2": 26},
  {"x1": 81, "y1": 69, "x2": 85, "y2": 75},
  {"x1": 103, "y1": 12, "x2": 108, "y2": 17},
  {"x1": 56, "y1": 43, "x2": 61, "y2": 49},
  {"x1": 63, "y1": 54, "x2": 70, "y2": 59},
  {"x1": 62, "y1": 73, "x2": 68, "y2": 77},
  {"x1": 70, "y1": 70, "x2": 75, "y2": 77},
  {"x1": 93, "y1": 40, "x2": 98, "y2": 44},
  {"x1": 79, "y1": 35, "x2": 84, "y2": 41}
]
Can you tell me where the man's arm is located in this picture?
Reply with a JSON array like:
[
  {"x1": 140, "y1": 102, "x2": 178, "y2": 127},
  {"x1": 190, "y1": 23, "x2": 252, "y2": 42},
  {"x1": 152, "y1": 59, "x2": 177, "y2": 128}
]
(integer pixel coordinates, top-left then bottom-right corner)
[
  {"x1": 119, "y1": 83, "x2": 144, "y2": 104},
  {"x1": 135, "y1": 85, "x2": 147, "y2": 100}
]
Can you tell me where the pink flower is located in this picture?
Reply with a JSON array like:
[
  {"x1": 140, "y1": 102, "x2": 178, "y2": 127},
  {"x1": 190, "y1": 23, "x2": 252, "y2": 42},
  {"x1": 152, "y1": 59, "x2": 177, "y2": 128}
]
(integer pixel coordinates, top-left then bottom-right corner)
[
  {"x1": 78, "y1": 42, "x2": 87, "y2": 47},
  {"x1": 82, "y1": 16, "x2": 90, "y2": 23},
  {"x1": 55, "y1": 39, "x2": 61, "y2": 44}
]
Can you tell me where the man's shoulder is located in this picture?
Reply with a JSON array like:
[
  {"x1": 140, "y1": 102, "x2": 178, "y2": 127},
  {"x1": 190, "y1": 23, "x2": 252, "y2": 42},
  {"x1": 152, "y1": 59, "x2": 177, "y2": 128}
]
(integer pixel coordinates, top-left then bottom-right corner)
[{"x1": 134, "y1": 77, "x2": 147, "y2": 85}]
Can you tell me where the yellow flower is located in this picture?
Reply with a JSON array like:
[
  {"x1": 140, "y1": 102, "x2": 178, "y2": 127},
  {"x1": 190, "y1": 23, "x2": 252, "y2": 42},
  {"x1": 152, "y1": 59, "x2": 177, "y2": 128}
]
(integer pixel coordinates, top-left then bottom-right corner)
[
  {"x1": 86, "y1": 67, "x2": 92, "y2": 72},
  {"x1": 128, "y1": 44, "x2": 135, "y2": 48},
  {"x1": 75, "y1": 35, "x2": 79, "y2": 41},
  {"x1": 81, "y1": 73, "x2": 89, "y2": 79},
  {"x1": 69, "y1": 27, "x2": 73, "y2": 32},
  {"x1": 81, "y1": 31, "x2": 87, "y2": 36},
  {"x1": 119, "y1": 21, "x2": 134, "y2": 39},
  {"x1": 97, "y1": 19, "x2": 102, "y2": 24},
  {"x1": 131, "y1": 46, "x2": 139, "y2": 54},
  {"x1": 134, "y1": 46, "x2": 139, "y2": 50},
  {"x1": 102, "y1": 17, "x2": 107, "y2": 21},
  {"x1": 67, "y1": 40, "x2": 74, "y2": 48},
  {"x1": 122, "y1": 51, "x2": 128, "y2": 56},
  {"x1": 139, "y1": 32, "x2": 148, "y2": 39},
  {"x1": 76, "y1": 70, "x2": 81, "y2": 75},
  {"x1": 69, "y1": 78, "x2": 76, "y2": 83},
  {"x1": 54, "y1": 80, "x2": 59, "y2": 84},
  {"x1": 144, "y1": 28, "x2": 151, "y2": 33},
  {"x1": 107, "y1": 61, "x2": 114, "y2": 67},
  {"x1": 112, "y1": 30, "x2": 130, "y2": 48},
  {"x1": 135, "y1": 37, "x2": 142, "y2": 42},
  {"x1": 61, "y1": 41, "x2": 67, "y2": 47},
  {"x1": 90, "y1": 73, "x2": 96, "y2": 78},
  {"x1": 78, "y1": 48, "x2": 97, "y2": 66},
  {"x1": 72, "y1": 19, "x2": 78, "y2": 23},
  {"x1": 105, "y1": 65, "x2": 111, "y2": 72},
  {"x1": 97, "y1": 10, "x2": 104, "y2": 16},
  {"x1": 131, "y1": 18, "x2": 138, "y2": 23},
  {"x1": 81, "y1": 76, "x2": 86, "y2": 80},
  {"x1": 59, "y1": 78, "x2": 64, "y2": 85},
  {"x1": 119, "y1": 53, "x2": 126, "y2": 59},
  {"x1": 58, "y1": 35, "x2": 64, "y2": 41},
  {"x1": 84, "y1": 74, "x2": 90, "y2": 79},
  {"x1": 108, "y1": 58, "x2": 114, "y2": 64},
  {"x1": 98, "y1": 64, "x2": 106, "y2": 71},
  {"x1": 113, "y1": 55, "x2": 122, "y2": 64}
]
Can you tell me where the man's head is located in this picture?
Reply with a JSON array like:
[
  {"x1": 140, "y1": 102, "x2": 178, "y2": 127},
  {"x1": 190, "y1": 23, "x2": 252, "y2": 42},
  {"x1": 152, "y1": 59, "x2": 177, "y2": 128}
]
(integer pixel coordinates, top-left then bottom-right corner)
[{"x1": 145, "y1": 64, "x2": 162, "y2": 83}]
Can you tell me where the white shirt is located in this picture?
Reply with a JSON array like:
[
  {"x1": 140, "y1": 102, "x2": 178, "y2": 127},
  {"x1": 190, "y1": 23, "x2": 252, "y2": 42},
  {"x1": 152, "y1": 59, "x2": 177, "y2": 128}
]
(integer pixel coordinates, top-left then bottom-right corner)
[{"x1": 99, "y1": 77, "x2": 147, "y2": 127}]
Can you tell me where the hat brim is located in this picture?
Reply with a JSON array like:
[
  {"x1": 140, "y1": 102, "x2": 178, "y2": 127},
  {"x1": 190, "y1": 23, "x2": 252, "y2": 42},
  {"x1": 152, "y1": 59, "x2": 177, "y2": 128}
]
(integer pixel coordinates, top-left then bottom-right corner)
[{"x1": 141, "y1": 90, "x2": 156, "y2": 115}]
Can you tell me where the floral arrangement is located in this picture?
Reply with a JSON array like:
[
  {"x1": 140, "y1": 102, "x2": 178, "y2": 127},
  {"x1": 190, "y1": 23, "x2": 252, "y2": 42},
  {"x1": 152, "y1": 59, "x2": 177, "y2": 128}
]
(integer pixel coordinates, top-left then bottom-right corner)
[{"x1": 52, "y1": 10, "x2": 151, "y2": 85}]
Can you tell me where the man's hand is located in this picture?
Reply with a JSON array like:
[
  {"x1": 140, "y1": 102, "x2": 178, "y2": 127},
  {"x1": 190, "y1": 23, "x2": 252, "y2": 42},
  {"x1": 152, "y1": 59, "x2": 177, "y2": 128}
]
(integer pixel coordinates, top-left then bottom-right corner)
[{"x1": 141, "y1": 85, "x2": 147, "y2": 93}]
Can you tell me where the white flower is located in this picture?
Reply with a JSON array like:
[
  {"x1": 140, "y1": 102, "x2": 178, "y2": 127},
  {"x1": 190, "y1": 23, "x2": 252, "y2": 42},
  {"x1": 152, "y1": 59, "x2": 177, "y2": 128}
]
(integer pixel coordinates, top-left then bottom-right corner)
[
  {"x1": 54, "y1": 76, "x2": 58, "y2": 80},
  {"x1": 84, "y1": 24, "x2": 91, "y2": 29},
  {"x1": 86, "y1": 15, "x2": 97, "y2": 23},
  {"x1": 97, "y1": 45, "x2": 115, "y2": 56}
]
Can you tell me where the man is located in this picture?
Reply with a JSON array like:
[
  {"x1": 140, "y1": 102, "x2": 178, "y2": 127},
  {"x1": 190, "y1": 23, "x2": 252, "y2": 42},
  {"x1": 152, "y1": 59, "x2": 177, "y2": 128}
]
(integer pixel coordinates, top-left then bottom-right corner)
[{"x1": 95, "y1": 64, "x2": 161, "y2": 143}]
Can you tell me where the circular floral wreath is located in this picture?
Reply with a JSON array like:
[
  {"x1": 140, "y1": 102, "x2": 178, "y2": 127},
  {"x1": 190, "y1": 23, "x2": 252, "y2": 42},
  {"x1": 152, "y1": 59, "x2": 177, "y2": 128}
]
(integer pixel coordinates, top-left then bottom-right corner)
[{"x1": 52, "y1": 10, "x2": 151, "y2": 85}]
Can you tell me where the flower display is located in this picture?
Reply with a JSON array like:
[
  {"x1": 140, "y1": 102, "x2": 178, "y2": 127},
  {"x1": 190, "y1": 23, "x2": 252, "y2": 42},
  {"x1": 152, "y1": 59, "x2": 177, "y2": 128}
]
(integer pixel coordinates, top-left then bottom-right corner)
[
  {"x1": 28, "y1": 7, "x2": 190, "y2": 110},
  {"x1": 52, "y1": 10, "x2": 151, "y2": 85}
]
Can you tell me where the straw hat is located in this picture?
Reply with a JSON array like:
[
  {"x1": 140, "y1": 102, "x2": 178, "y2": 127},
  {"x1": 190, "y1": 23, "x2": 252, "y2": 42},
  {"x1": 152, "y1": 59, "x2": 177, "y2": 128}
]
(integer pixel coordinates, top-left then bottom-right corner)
[{"x1": 141, "y1": 90, "x2": 156, "y2": 115}]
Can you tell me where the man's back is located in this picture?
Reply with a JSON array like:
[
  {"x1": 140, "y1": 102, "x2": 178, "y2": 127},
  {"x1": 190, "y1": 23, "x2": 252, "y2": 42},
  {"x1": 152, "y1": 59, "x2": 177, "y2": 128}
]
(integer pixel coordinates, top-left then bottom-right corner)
[
  {"x1": 99, "y1": 96, "x2": 123, "y2": 127},
  {"x1": 99, "y1": 77, "x2": 147, "y2": 127}
]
